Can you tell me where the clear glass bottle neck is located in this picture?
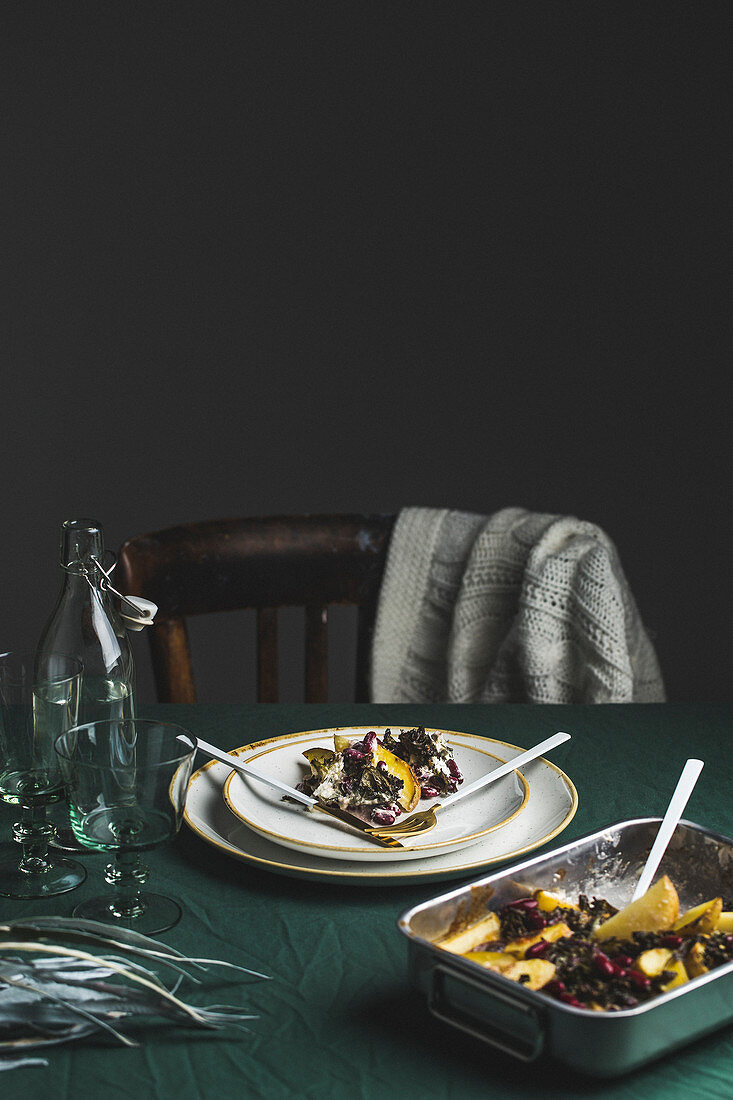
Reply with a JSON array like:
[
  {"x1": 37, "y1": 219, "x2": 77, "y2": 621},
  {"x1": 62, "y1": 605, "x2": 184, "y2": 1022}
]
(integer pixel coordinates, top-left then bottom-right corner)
[
  {"x1": 54, "y1": 519, "x2": 124, "y2": 636},
  {"x1": 59, "y1": 518, "x2": 114, "y2": 576}
]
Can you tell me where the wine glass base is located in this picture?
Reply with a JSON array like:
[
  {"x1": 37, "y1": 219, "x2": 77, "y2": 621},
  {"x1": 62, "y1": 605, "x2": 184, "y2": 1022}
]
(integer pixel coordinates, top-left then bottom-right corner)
[
  {"x1": 0, "y1": 843, "x2": 87, "y2": 898},
  {"x1": 73, "y1": 892, "x2": 183, "y2": 935}
]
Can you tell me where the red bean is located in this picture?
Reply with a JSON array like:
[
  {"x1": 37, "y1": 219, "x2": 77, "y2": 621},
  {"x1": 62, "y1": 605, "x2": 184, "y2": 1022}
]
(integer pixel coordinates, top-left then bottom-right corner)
[
  {"x1": 370, "y1": 808, "x2": 396, "y2": 826},
  {"x1": 525, "y1": 939, "x2": 549, "y2": 958},
  {"x1": 506, "y1": 898, "x2": 539, "y2": 910},
  {"x1": 526, "y1": 910, "x2": 547, "y2": 930},
  {"x1": 660, "y1": 934, "x2": 683, "y2": 949},
  {"x1": 628, "y1": 970, "x2": 651, "y2": 990},
  {"x1": 593, "y1": 952, "x2": 616, "y2": 978}
]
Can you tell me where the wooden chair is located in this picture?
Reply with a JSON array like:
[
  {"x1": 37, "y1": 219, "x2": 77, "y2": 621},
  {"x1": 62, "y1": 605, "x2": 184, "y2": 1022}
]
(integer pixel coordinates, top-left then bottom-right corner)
[{"x1": 116, "y1": 514, "x2": 396, "y2": 703}]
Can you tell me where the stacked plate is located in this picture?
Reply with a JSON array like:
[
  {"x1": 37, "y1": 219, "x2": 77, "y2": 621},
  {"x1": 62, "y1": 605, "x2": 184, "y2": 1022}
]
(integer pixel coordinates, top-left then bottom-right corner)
[{"x1": 184, "y1": 726, "x2": 578, "y2": 885}]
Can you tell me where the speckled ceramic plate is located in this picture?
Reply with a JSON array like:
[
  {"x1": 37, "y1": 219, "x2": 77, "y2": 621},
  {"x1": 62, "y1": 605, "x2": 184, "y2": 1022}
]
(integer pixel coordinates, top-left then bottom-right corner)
[
  {"x1": 221, "y1": 727, "x2": 530, "y2": 862},
  {"x1": 184, "y1": 727, "x2": 577, "y2": 883}
]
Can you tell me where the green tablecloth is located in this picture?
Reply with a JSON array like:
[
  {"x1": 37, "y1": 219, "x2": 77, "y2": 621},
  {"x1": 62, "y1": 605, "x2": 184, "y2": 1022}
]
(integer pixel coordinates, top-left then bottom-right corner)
[{"x1": 2, "y1": 703, "x2": 732, "y2": 1098}]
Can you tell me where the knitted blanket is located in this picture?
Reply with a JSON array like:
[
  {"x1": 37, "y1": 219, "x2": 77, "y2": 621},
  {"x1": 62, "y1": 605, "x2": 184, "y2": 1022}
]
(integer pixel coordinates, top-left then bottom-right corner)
[{"x1": 370, "y1": 507, "x2": 665, "y2": 704}]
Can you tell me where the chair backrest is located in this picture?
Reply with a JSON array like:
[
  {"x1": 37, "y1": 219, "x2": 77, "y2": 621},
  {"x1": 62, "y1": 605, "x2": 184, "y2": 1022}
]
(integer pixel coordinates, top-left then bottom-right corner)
[{"x1": 116, "y1": 514, "x2": 396, "y2": 703}]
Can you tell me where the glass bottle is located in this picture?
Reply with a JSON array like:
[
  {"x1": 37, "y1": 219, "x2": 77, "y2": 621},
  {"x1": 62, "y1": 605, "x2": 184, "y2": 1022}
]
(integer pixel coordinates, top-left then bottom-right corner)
[{"x1": 36, "y1": 519, "x2": 136, "y2": 723}]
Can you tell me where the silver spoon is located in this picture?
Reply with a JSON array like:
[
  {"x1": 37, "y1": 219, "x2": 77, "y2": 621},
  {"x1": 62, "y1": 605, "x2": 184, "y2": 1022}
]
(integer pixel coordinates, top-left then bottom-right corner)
[{"x1": 367, "y1": 730, "x2": 571, "y2": 837}]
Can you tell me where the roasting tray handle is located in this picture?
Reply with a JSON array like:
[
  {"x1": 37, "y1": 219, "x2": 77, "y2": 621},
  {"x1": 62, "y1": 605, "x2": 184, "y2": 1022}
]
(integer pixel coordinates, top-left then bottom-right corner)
[{"x1": 428, "y1": 963, "x2": 545, "y2": 1062}]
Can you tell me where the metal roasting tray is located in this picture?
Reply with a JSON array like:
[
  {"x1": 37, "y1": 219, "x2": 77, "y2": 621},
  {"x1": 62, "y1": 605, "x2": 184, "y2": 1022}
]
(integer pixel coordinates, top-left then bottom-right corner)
[{"x1": 398, "y1": 819, "x2": 733, "y2": 1077}]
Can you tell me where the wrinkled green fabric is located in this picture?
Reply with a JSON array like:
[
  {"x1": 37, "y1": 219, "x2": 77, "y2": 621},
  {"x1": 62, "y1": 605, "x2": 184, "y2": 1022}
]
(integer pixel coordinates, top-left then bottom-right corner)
[{"x1": 1, "y1": 703, "x2": 731, "y2": 1099}]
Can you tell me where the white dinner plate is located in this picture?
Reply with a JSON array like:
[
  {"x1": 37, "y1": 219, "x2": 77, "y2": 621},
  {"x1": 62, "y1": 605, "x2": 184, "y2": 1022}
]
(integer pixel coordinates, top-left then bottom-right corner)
[
  {"x1": 221, "y1": 727, "x2": 530, "y2": 862},
  {"x1": 183, "y1": 728, "x2": 578, "y2": 885}
]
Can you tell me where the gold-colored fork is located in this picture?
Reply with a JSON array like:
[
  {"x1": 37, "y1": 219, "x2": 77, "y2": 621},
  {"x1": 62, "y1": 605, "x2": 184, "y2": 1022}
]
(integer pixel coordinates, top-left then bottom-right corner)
[
  {"x1": 367, "y1": 807, "x2": 440, "y2": 839},
  {"x1": 365, "y1": 731, "x2": 571, "y2": 840}
]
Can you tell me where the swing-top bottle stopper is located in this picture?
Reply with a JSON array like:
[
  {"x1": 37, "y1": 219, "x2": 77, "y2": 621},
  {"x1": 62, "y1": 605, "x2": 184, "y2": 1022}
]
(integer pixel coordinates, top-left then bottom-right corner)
[{"x1": 93, "y1": 558, "x2": 158, "y2": 631}]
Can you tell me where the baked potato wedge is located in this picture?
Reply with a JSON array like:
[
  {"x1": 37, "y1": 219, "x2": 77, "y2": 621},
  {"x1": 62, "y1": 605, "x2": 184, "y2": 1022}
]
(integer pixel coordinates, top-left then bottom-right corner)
[
  {"x1": 685, "y1": 941, "x2": 709, "y2": 978},
  {"x1": 592, "y1": 876, "x2": 679, "y2": 941},
  {"x1": 503, "y1": 958, "x2": 556, "y2": 990},
  {"x1": 463, "y1": 950, "x2": 516, "y2": 973},
  {"x1": 505, "y1": 921, "x2": 574, "y2": 958},
  {"x1": 673, "y1": 897, "x2": 722, "y2": 935},
  {"x1": 634, "y1": 948, "x2": 674, "y2": 978},
  {"x1": 660, "y1": 957, "x2": 688, "y2": 991},
  {"x1": 718, "y1": 911, "x2": 733, "y2": 933},
  {"x1": 533, "y1": 889, "x2": 578, "y2": 913},
  {"x1": 438, "y1": 912, "x2": 501, "y2": 955},
  {"x1": 303, "y1": 747, "x2": 336, "y2": 772}
]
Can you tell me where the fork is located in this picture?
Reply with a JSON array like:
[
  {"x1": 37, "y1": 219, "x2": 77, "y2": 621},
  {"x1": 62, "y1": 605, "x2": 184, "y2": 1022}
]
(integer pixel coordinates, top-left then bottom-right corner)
[
  {"x1": 189, "y1": 736, "x2": 405, "y2": 849},
  {"x1": 365, "y1": 731, "x2": 571, "y2": 839}
]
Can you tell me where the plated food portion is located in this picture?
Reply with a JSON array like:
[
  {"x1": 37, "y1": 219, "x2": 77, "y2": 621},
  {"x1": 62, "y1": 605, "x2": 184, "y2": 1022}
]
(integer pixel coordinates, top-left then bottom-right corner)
[
  {"x1": 438, "y1": 874, "x2": 733, "y2": 1010},
  {"x1": 296, "y1": 727, "x2": 463, "y2": 827},
  {"x1": 220, "y1": 726, "x2": 540, "y2": 862}
]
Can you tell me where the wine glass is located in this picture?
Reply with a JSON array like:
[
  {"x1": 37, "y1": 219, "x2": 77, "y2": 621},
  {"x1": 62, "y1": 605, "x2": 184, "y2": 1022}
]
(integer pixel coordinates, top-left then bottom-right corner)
[
  {"x1": 0, "y1": 651, "x2": 87, "y2": 898},
  {"x1": 54, "y1": 718, "x2": 196, "y2": 935}
]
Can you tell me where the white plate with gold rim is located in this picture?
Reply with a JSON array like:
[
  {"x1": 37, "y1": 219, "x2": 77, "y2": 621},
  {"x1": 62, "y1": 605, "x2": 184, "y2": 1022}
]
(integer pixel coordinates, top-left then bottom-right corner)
[
  {"x1": 184, "y1": 727, "x2": 578, "y2": 881},
  {"x1": 221, "y1": 727, "x2": 530, "y2": 862}
]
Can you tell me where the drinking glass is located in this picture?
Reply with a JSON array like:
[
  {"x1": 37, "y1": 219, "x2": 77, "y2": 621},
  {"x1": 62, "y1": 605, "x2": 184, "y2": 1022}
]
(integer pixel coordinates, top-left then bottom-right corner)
[
  {"x1": 54, "y1": 719, "x2": 196, "y2": 935},
  {"x1": 0, "y1": 651, "x2": 86, "y2": 898}
]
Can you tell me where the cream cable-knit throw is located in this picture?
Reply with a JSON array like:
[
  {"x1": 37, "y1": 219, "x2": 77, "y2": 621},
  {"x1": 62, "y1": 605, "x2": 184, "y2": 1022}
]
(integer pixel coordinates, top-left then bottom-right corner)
[{"x1": 370, "y1": 507, "x2": 665, "y2": 704}]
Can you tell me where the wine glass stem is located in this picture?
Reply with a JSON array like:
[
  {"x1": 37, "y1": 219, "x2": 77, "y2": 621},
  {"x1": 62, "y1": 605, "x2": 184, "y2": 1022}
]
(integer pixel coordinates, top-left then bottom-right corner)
[
  {"x1": 106, "y1": 849, "x2": 149, "y2": 919},
  {"x1": 13, "y1": 803, "x2": 55, "y2": 875}
]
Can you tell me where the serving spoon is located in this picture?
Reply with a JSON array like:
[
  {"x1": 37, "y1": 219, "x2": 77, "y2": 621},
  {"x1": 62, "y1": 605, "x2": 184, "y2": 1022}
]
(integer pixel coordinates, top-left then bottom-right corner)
[
  {"x1": 630, "y1": 757, "x2": 704, "y2": 901},
  {"x1": 367, "y1": 730, "x2": 571, "y2": 838}
]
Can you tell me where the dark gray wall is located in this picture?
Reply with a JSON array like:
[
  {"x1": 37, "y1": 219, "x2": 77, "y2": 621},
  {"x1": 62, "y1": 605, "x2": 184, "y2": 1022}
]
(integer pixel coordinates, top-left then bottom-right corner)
[{"x1": 2, "y1": 3, "x2": 730, "y2": 703}]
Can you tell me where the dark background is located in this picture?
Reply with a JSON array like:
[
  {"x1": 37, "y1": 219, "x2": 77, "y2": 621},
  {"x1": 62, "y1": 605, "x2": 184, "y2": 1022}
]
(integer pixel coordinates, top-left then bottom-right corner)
[{"x1": 1, "y1": 2, "x2": 730, "y2": 703}]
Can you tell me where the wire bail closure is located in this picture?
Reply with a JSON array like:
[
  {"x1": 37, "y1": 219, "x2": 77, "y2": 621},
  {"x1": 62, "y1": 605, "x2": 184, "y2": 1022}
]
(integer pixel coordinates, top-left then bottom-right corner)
[{"x1": 90, "y1": 558, "x2": 157, "y2": 631}]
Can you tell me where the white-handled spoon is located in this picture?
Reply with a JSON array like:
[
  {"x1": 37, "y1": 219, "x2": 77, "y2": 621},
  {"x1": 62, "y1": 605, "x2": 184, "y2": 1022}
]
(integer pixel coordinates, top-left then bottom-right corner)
[
  {"x1": 367, "y1": 730, "x2": 571, "y2": 836},
  {"x1": 631, "y1": 758, "x2": 704, "y2": 901},
  {"x1": 441, "y1": 730, "x2": 571, "y2": 809},
  {"x1": 193, "y1": 735, "x2": 316, "y2": 807}
]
